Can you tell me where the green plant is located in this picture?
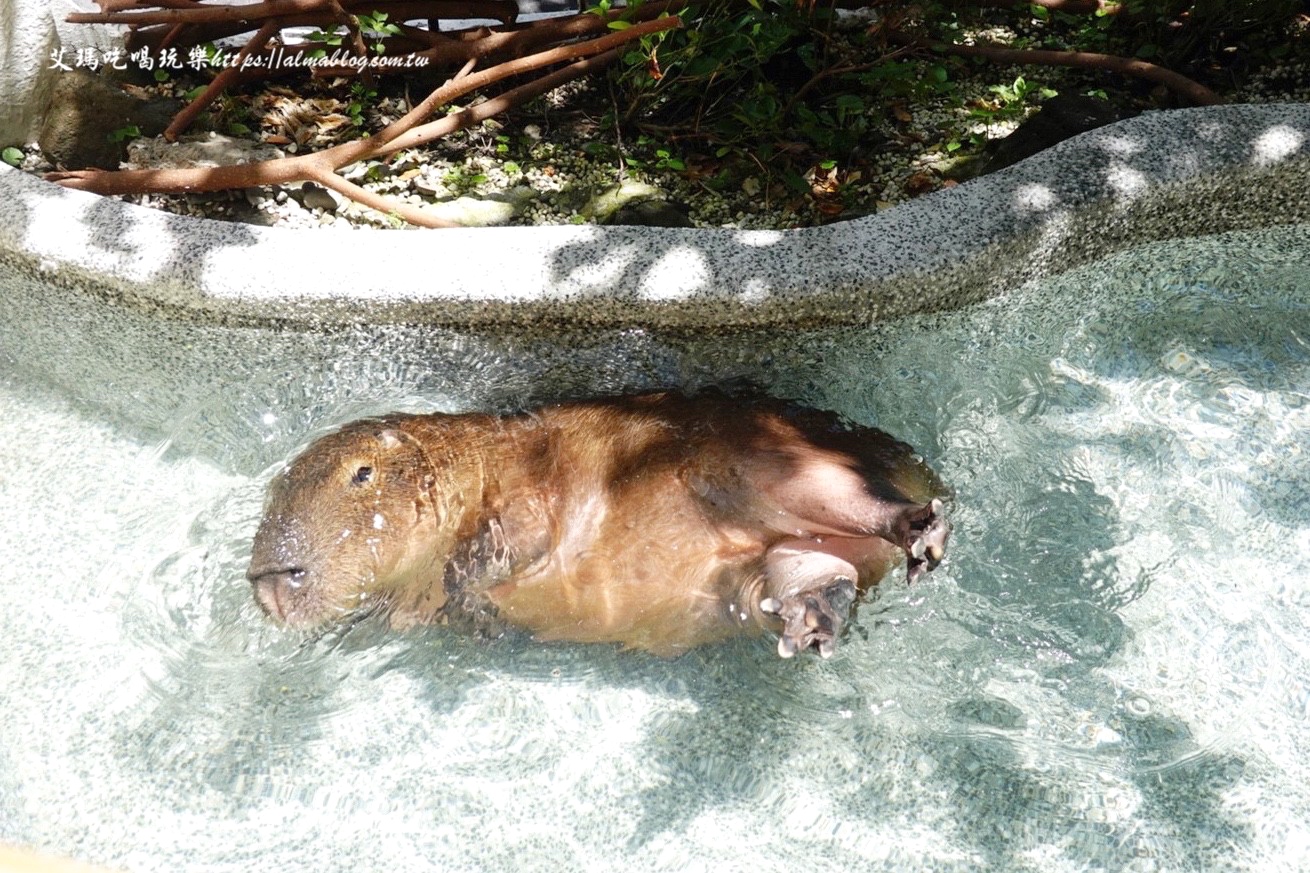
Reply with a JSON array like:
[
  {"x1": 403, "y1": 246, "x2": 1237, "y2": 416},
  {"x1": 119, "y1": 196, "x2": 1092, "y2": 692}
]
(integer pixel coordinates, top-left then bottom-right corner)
[
  {"x1": 652, "y1": 147, "x2": 685, "y2": 171},
  {"x1": 357, "y1": 11, "x2": 402, "y2": 54},
  {"x1": 199, "y1": 42, "x2": 225, "y2": 68},
  {"x1": 107, "y1": 124, "x2": 141, "y2": 144},
  {"x1": 347, "y1": 81, "x2": 378, "y2": 127},
  {"x1": 582, "y1": 141, "x2": 617, "y2": 161},
  {"x1": 305, "y1": 26, "x2": 345, "y2": 59},
  {"x1": 970, "y1": 76, "x2": 1057, "y2": 122},
  {"x1": 308, "y1": 10, "x2": 402, "y2": 58},
  {"x1": 203, "y1": 93, "x2": 252, "y2": 135},
  {"x1": 443, "y1": 166, "x2": 488, "y2": 191},
  {"x1": 624, "y1": 135, "x2": 686, "y2": 172},
  {"x1": 602, "y1": 0, "x2": 959, "y2": 184},
  {"x1": 607, "y1": 0, "x2": 803, "y2": 137},
  {"x1": 2, "y1": 147, "x2": 23, "y2": 168}
]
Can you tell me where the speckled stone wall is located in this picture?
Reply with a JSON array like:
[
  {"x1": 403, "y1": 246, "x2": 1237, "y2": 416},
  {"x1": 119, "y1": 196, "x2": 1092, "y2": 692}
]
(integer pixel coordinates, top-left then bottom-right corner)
[{"x1": 0, "y1": 103, "x2": 1307, "y2": 448}]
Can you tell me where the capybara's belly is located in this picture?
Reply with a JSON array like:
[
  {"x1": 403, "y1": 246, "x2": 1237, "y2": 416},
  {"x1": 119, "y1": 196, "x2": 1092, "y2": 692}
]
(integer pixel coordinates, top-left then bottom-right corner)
[{"x1": 484, "y1": 486, "x2": 770, "y2": 656}]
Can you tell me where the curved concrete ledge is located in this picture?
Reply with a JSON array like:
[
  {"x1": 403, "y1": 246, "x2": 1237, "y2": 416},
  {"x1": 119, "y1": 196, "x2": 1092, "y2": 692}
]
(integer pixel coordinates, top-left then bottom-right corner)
[
  {"x1": 2, "y1": 103, "x2": 1308, "y2": 332},
  {"x1": 1, "y1": 103, "x2": 1308, "y2": 455}
]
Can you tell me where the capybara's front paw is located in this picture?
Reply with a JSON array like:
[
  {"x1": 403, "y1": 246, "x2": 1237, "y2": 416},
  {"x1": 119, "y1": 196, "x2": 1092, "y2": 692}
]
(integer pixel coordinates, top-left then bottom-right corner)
[
  {"x1": 904, "y1": 497, "x2": 949, "y2": 584},
  {"x1": 760, "y1": 576, "x2": 857, "y2": 659}
]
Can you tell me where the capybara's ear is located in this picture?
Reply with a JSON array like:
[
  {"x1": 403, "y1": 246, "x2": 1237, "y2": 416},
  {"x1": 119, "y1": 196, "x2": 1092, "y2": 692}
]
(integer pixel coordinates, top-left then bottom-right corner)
[{"x1": 378, "y1": 429, "x2": 404, "y2": 450}]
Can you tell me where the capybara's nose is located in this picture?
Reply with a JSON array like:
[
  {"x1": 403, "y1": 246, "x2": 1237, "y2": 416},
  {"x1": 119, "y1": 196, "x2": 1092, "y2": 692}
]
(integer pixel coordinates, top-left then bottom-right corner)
[{"x1": 249, "y1": 568, "x2": 306, "y2": 623}]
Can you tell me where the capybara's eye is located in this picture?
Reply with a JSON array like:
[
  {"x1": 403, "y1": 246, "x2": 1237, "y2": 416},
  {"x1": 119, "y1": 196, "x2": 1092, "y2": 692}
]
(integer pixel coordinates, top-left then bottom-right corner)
[{"x1": 351, "y1": 466, "x2": 374, "y2": 485}]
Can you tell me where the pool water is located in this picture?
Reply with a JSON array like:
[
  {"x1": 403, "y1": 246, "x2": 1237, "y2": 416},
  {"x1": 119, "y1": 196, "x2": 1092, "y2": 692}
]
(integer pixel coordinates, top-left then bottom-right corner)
[{"x1": 1, "y1": 223, "x2": 1308, "y2": 872}]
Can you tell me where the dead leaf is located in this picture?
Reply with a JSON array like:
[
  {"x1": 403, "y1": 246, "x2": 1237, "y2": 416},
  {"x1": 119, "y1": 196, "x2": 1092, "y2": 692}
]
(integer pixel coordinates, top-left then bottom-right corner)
[
  {"x1": 315, "y1": 113, "x2": 353, "y2": 136},
  {"x1": 805, "y1": 162, "x2": 832, "y2": 190},
  {"x1": 905, "y1": 171, "x2": 937, "y2": 196}
]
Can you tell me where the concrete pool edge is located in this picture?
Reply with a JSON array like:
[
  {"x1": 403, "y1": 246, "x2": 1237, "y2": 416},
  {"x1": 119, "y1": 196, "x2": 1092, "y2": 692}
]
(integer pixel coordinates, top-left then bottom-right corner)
[{"x1": 0, "y1": 102, "x2": 1308, "y2": 332}]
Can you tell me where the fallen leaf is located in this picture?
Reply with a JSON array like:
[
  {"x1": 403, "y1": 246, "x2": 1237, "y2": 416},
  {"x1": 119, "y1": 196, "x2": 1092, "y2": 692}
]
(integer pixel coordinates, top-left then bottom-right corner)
[
  {"x1": 315, "y1": 113, "x2": 353, "y2": 136},
  {"x1": 905, "y1": 171, "x2": 937, "y2": 196}
]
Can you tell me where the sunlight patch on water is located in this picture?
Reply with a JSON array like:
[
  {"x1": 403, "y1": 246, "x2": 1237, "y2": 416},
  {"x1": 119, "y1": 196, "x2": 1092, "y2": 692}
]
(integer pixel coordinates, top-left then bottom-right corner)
[{"x1": 0, "y1": 223, "x2": 1308, "y2": 871}]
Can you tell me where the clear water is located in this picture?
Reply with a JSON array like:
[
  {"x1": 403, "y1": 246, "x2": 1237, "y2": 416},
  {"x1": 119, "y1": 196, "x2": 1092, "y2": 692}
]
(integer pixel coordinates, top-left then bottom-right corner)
[{"x1": 2, "y1": 224, "x2": 1309, "y2": 872}]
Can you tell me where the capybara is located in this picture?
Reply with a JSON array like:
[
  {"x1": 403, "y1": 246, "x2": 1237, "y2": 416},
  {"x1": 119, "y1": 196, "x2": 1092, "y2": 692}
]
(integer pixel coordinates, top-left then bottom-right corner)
[{"x1": 247, "y1": 392, "x2": 949, "y2": 658}]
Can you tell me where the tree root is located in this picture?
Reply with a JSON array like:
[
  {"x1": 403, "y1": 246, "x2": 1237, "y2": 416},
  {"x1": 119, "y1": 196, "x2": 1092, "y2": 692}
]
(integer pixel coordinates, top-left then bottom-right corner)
[
  {"x1": 895, "y1": 34, "x2": 1221, "y2": 106},
  {"x1": 52, "y1": 0, "x2": 1217, "y2": 232},
  {"x1": 975, "y1": 0, "x2": 1121, "y2": 14},
  {"x1": 79, "y1": 0, "x2": 684, "y2": 144},
  {"x1": 47, "y1": 17, "x2": 679, "y2": 228}
]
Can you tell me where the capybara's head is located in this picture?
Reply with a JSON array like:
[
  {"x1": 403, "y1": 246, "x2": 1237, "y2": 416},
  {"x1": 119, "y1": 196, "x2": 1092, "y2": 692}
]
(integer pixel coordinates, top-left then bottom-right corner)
[{"x1": 247, "y1": 420, "x2": 448, "y2": 628}]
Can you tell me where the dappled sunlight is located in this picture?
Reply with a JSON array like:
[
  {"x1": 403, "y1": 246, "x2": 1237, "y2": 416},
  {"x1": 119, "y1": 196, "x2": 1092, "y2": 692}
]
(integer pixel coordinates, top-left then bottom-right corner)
[
  {"x1": 0, "y1": 107, "x2": 1306, "y2": 335},
  {"x1": 637, "y1": 245, "x2": 709, "y2": 301},
  {"x1": 1011, "y1": 181, "x2": 1059, "y2": 213},
  {"x1": 1252, "y1": 124, "x2": 1305, "y2": 166},
  {"x1": 559, "y1": 235, "x2": 639, "y2": 295},
  {"x1": 1105, "y1": 163, "x2": 1150, "y2": 201},
  {"x1": 735, "y1": 228, "x2": 785, "y2": 248},
  {"x1": 21, "y1": 176, "x2": 181, "y2": 284},
  {"x1": 1099, "y1": 133, "x2": 1145, "y2": 158}
]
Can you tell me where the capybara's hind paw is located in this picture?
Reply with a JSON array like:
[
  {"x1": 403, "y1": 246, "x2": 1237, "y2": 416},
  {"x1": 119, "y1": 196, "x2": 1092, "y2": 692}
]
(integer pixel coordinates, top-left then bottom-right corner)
[
  {"x1": 760, "y1": 577, "x2": 857, "y2": 659},
  {"x1": 904, "y1": 497, "x2": 949, "y2": 584}
]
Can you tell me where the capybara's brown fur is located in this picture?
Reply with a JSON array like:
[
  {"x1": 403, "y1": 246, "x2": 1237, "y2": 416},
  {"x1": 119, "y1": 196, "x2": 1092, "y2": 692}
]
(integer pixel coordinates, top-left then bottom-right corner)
[{"x1": 248, "y1": 392, "x2": 949, "y2": 657}]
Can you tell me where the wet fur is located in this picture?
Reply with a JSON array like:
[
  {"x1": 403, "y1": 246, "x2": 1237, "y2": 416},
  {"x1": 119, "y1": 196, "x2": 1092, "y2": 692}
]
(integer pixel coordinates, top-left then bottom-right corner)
[{"x1": 248, "y1": 392, "x2": 949, "y2": 657}]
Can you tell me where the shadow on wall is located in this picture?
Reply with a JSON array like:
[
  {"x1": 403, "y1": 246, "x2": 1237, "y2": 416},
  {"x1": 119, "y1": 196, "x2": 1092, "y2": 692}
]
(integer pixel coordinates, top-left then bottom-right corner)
[
  {"x1": 1, "y1": 108, "x2": 1307, "y2": 335},
  {"x1": 539, "y1": 114, "x2": 1310, "y2": 328}
]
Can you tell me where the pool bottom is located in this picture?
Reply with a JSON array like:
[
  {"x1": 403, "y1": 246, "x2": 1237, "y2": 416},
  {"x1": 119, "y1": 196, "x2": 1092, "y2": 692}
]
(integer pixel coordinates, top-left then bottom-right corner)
[{"x1": 1, "y1": 224, "x2": 1309, "y2": 872}]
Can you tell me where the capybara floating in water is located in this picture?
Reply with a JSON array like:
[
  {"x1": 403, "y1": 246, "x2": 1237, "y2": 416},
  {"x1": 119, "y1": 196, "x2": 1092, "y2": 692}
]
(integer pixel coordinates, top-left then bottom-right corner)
[{"x1": 247, "y1": 392, "x2": 949, "y2": 658}]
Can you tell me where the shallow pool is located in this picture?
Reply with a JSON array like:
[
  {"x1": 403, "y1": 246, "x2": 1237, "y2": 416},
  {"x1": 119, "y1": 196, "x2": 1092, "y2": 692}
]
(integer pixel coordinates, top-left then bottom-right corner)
[{"x1": 1, "y1": 223, "x2": 1308, "y2": 872}]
